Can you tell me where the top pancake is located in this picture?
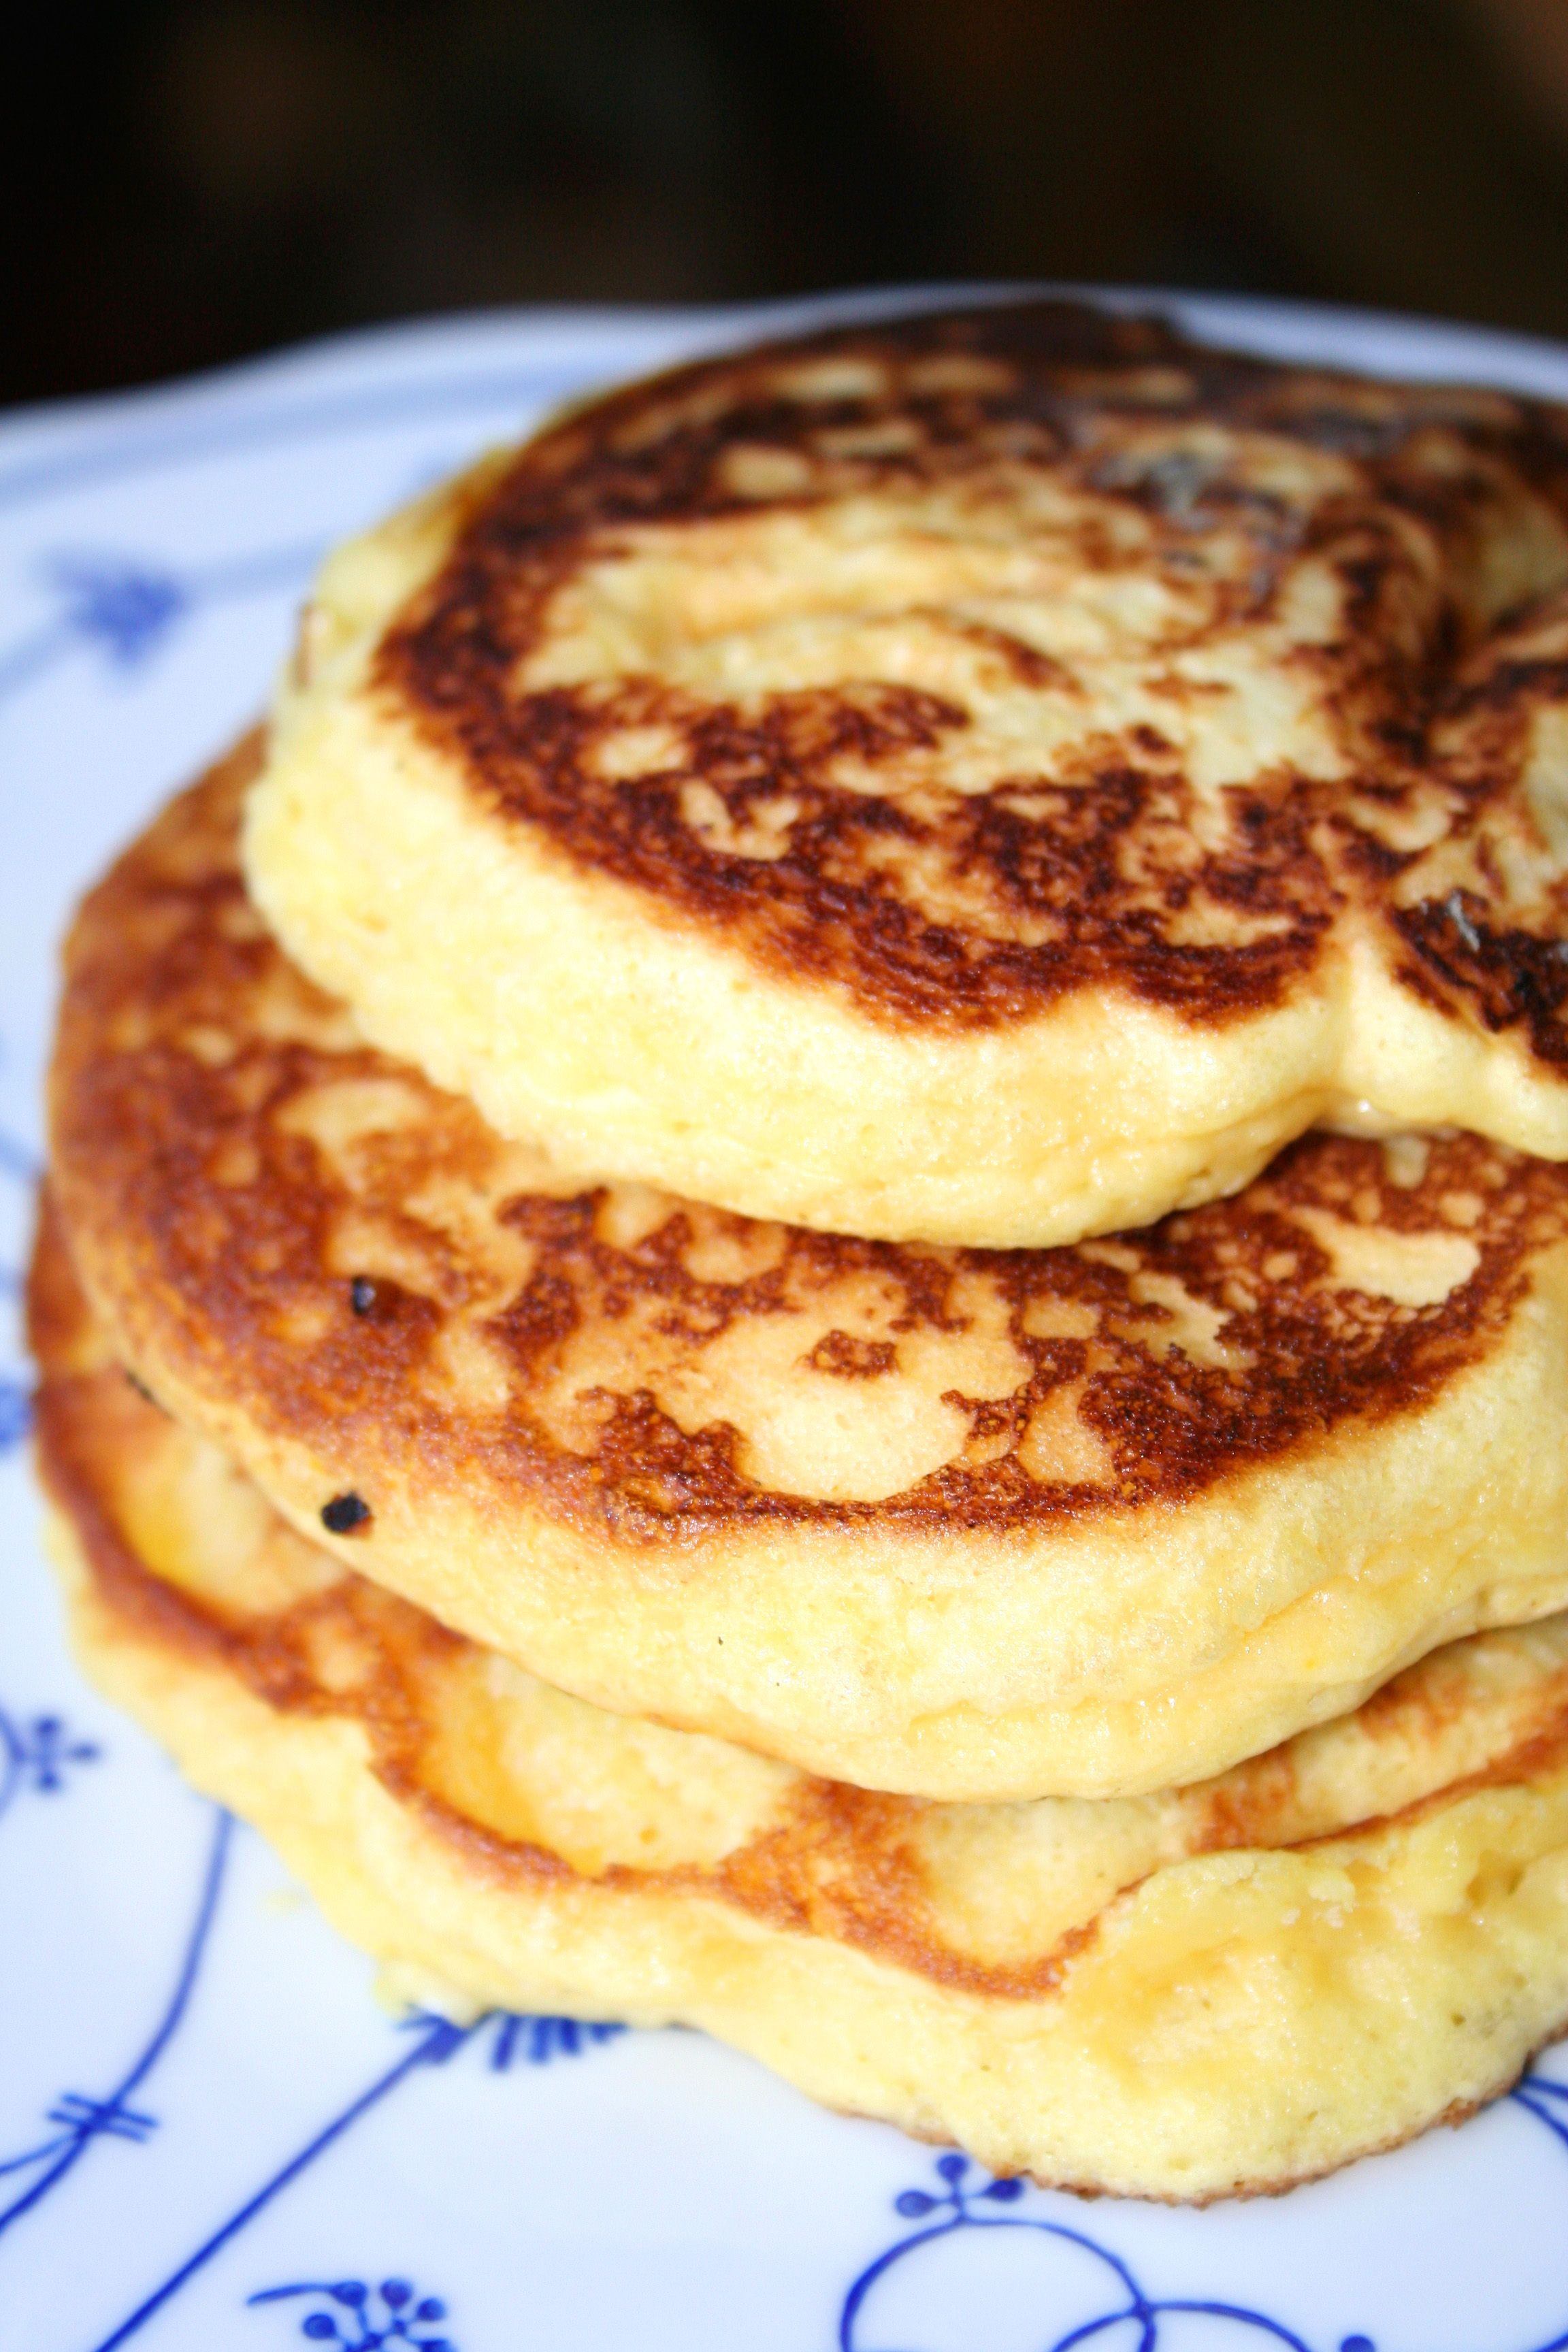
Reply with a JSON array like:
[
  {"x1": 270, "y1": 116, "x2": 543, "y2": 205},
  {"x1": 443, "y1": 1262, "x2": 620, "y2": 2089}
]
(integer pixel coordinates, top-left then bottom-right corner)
[
  {"x1": 247, "y1": 297, "x2": 1568, "y2": 1247},
  {"x1": 48, "y1": 741, "x2": 1568, "y2": 1801}
]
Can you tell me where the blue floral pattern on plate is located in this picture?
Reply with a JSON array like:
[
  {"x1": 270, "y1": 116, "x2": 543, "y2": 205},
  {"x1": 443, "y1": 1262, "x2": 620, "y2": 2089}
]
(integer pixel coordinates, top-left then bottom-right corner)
[
  {"x1": 0, "y1": 1812, "x2": 225, "y2": 2247},
  {"x1": 837, "y1": 2137, "x2": 1568, "y2": 2352},
  {"x1": 249, "y1": 2277, "x2": 455, "y2": 2351},
  {"x1": 0, "y1": 1707, "x2": 98, "y2": 1824},
  {"x1": 0, "y1": 544, "x2": 324, "y2": 703}
]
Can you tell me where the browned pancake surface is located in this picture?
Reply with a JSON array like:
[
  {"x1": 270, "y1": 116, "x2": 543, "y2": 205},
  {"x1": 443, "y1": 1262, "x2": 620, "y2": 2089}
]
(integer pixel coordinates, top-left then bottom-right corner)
[
  {"x1": 50, "y1": 742, "x2": 1568, "y2": 1539},
  {"x1": 381, "y1": 301, "x2": 1568, "y2": 1052},
  {"x1": 31, "y1": 1200, "x2": 1568, "y2": 2008}
]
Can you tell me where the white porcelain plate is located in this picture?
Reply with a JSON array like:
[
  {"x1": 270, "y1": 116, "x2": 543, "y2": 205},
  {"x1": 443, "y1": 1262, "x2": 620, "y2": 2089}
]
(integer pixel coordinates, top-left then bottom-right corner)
[{"x1": 4, "y1": 289, "x2": 1568, "y2": 2352}]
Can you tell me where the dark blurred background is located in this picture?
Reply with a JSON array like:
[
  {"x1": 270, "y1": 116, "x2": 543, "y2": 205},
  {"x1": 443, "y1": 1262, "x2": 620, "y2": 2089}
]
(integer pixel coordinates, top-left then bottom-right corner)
[{"x1": 10, "y1": 0, "x2": 1568, "y2": 410}]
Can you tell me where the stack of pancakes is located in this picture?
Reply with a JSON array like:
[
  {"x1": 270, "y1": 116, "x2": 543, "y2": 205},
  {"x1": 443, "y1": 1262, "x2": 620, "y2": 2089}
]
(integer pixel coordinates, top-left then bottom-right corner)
[{"x1": 32, "y1": 300, "x2": 1568, "y2": 2201}]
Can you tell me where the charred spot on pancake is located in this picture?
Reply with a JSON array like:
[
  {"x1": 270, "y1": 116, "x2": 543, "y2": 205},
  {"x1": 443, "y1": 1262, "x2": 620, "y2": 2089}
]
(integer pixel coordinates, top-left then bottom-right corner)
[
  {"x1": 346, "y1": 1273, "x2": 420, "y2": 1328},
  {"x1": 322, "y1": 1491, "x2": 372, "y2": 1535},
  {"x1": 122, "y1": 1366, "x2": 166, "y2": 1414},
  {"x1": 1392, "y1": 894, "x2": 1568, "y2": 1067},
  {"x1": 805, "y1": 1330, "x2": 898, "y2": 1379}
]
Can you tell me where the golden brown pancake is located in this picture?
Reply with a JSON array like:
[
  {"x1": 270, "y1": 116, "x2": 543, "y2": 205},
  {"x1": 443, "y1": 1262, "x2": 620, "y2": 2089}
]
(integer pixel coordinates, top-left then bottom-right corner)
[
  {"x1": 47, "y1": 743, "x2": 1568, "y2": 1801},
  {"x1": 32, "y1": 1209, "x2": 1568, "y2": 2204},
  {"x1": 246, "y1": 299, "x2": 1568, "y2": 1247}
]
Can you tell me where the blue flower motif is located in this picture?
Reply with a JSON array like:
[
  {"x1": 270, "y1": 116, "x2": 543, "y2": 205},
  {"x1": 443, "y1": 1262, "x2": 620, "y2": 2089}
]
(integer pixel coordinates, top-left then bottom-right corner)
[
  {"x1": 29, "y1": 1715, "x2": 100, "y2": 1790},
  {"x1": 0, "y1": 539, "x2": 321, "y2": 708},
  {"x1": 46, "y1": 555, "x2": 188, "y2": 666},
  {"x1": 892, "y1": 2148, "x2": 1025, "y2": 2221},
  {"x1": 248, "y1": 2276, "x2": 454, "y2": 2350},
  {"x1": 0, "y1": 1705, "x2": 99, "y2": 1827}
]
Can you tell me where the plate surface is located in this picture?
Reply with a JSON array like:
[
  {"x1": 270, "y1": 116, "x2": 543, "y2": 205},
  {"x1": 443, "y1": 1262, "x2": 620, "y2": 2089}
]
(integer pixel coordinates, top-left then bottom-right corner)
[{"x1": 4, "y1": 289, "x2": 1568, "y2": 2352}]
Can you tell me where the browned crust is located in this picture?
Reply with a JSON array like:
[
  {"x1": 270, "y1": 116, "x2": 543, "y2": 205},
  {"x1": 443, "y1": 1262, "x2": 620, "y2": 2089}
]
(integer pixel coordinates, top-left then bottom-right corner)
[
  {"x1": 30, "y1": 1195, "x2": 1091, "y2": 2000},
  {"x1": 47, "y1": 745, "x2": 1568, "y2": 1544},
  {"x1": 375, "y1": 299, "x2": 1568, "y2": 1055},
  {"x1": 834, "y1": 2087, "x2": 1522, "y2": 2210},
  {"x1": 31, "y1": 1198, "x2": 1568, "y2": 1999}
]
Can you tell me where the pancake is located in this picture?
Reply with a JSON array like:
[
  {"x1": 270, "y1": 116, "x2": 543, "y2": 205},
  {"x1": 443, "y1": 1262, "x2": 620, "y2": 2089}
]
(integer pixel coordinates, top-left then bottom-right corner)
[
  {"x1": 32, "y1": 1211, "x2": 1568, "y2": 2204},
  {"x1": 47, "y1": 742, "x2": 1568, "y2": 1802},
  {"x1": 245, "y1": 298, "x2": 1568, "y2": 1250}
]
